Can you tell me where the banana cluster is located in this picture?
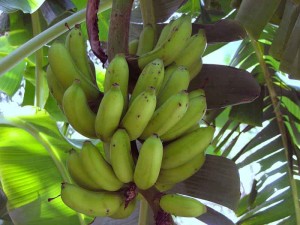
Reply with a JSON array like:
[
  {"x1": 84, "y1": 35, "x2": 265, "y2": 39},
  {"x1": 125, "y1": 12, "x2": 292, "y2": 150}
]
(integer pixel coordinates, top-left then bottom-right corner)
[{"x1": 47, "y1": 15, "x2": 212, "y2": 221}]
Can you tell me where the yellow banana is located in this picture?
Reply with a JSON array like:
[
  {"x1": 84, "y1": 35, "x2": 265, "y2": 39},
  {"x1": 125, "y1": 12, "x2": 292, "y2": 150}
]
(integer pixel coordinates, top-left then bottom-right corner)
[
  {"x1": 104, "y1": 54, "x2": 129, "y2": 111},
  {"x1": 121, "y1": 87, "x2": 157, "y2": 140},
  {"x1": 48, "y1": 42, "x2": 100, "y2": 101},
  {"x1": 159, "y1": 194, "x2": 207, "y2": 217},
  {"x1": 95, "y1": 83, "x2": 124, "y2": 142},
  {"x1": 110, "y1": 129, "x2": 135, "y2": 183},
  {"x1": 62, "y1": 80, "x2": 97, "y2": 138},
  {"x1": 138, "y1": 14, "x2": 192, "y2": 69},
  {"x1": 189, "y1": 58, "x2": 203, "y2": 80},
  {"x1": 66, "y1": 149, "x2": 101, "y2": 191},
  {"x1": 160, "y1": 91, "x2": 207, "y2": 141},
  {"x1": 156, "y1": 66, "x2": 190, "y2": 107},
  {"x1": 109, "y1": 198, "x2": 137, "y2": 219},
  {"x1": 133, "y1": 135, "x2": 163, "y2": 190},
  {"x1": 136, "y1": 24, "x2": 155, "y2": 56},
  {"x1": 60, "y1": 182, "x2": 123, "y2": 217},
  {"x1": 128, "y1": 39, "x2": 139, "y2": 55},
  {"x1": 161, "y1": 126, "x2": 215, "y2": 169},
  {"x1": 65, "y1": 26, "x2": 96, "y2": 83},
  {"x1": 46, "y1": 65, "x2": 65, "y2": 106},
  {"x1": 156, "y1": 151, "x2": 205, "y2": 185},
  {"x1": 80, "y1": 141, "x2": 124, "y2": 191},
  {"x1": 140, "y1": 90, "x2": 189, "y2": 139},
  {"x1": 174, "y1": 29, "x2": 207, "y2": 70},
  {"x1": 129, "y1": 58, "x2": 164, "y2": 106}
]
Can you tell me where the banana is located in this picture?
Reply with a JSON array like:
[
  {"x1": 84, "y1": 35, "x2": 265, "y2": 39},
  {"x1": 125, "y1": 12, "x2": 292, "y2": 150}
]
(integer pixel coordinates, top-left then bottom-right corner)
[
  {"x1": 133, "y1": 135, "x2": 163, "y2": 190},
  {"x1": 136, "y1": 24, "x2": 155, "y2": 56},
  {"x1": 95, "y1": 83, "x2": 124, "y2": 142},
  {"x1": 188, "y1": 89, "x2": 205, "y2": 99},
  {"x1": 66, "y1": 149, "x2": 101, "y2": 191},
  {"x1": 128, "y1": 39, "x2": 139, "y2": 55},
  {"x1": 46, "y1": 65, "x2": 65, "y2": 106},
  {"x1": 110, "y1": 129, "x2": 135, "y2": 183},
  {"x1": 189, "y1": 58, "x2": 203, "y2": 80},
  {"x1": 158, "y1": 64, "x2": 177, "y2": 94},
  {"x1": 156, "y1": 66, "x2": 190, "y2": 107},
  {"x1": 156, "y1": 151, "x2": 205, "y2": 185},
  {"x1": 160, "y1": 90, "x2": 207, "y2": 141},
  {"x1": 138, "y1": 14, "x2": 192, "y2": 69},
  {"x1": 129, "y1": 58, "x2": 164, "y2": 105},
  {"x1": 103, "y1": 142, "x2": 111, "y2": 164},
  {"x1": 121, "y1": 87, "x2": 157, "y2": 140},
  {"x1": 62, "y1": 80, "x2": 97, "y2": 138},
  {"x1": 109, "y1": 198, "x2": 137, "y2": 219},
  {"x1": 161, "y1": 126, "x2": 215, "y2": 169},
  {"x1": 48, "y1": 42, "x2": 100, "y2": 101},
  {"x1": 80, "y1": 141, "x2": 124, "y2": 191},
  {"x1": 173, "y1": 29, "x2": 207, "y2": 69},
  {"x1": 155, "y1": 182, "x2": 175, "y2": 192},
  {"x1": 60, "y1": 182, "x2": 123, "y2": 217},
  {"x1": 159, "y1": 194, "x2": 207, "y2": 217},
  {"x1": 140, "y1": 90, "x2": 189, "y2": 140},
  {"x1": 65, "y1": 26, "x2": 96, "y2": 83},
  {"x1": 104, "y1": 54, "x2": 129, "y2": 111},
  {"x1": 154, "y1": 20, "x2": 175, "y2": 50}
]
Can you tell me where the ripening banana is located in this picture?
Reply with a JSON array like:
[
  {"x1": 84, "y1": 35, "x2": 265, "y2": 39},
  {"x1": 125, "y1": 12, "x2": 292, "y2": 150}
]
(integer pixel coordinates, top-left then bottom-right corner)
[
  {"x1": 46, "y1": 65, "x2": 65, "y2": 106},
  {"x1": 156, "y1": 66, "x2": 190, "y2": 107},
  {"x1": 154, "y1": 20, "x2": 175, "y2": 50},
  {"x1": 140, "y1": 90, "x2": 189, "y2": 140},
  {"x1": 110, "y1": 129, "x2": 135, "y2": 183},
  {"x1": 95, "y1": 83, "x2": 124, "y2": 142},
  {"x1": 156, "y1": 151, "x2": 205, "y2": 185},
  {"x1": 62, "y1": 80, "x2": 97, "y2": 138},
  {"x1": 65, "y1": 26, "x2": 96, "y2": 83},
  {"x1": 161, "y1": 126, "x2": 215, "y2": 169},
  {"x1": 159, "y1": 194, "x2": 207, "y2": 217},
  {"x1": 66, "y1": 149, "x2": 102, "y2": 191},
  {"x1": 48, "y1": 42, "x2": 100, "y2": 101},
  {"x1": 60, "y1": 182, "x2": 124, "y2": 217},
  {"x1": 136, "y1": 24, "x2": 155, "y2": 56},
  {"x1": 189, "y1": 58, "x2": 203, "y2": 80},
  {"x1": 128, "y1": 39, "x2": 139, "y2": 55},
  {"x1": 80, "y1": 141, "x2": 124, "y2": 191},
  {"x1": 158, "y1": 64, "x2": 177, "y2": 93},
  {"x1": 104, "y1": 54, "x2": 129, "y2": 111},
  {"x1": 138, "y1": 14, "x2": 192, "y2": 69},
  {"x1": 121, "y1": 87, "x2": 157, "y2": 140},
  {"x1": 109, "y1": 198, "x2": 137, "y2": 219},
  {"x1": 173, "y1": 29, "x2": 207, "y2": 70},
  {"x1": 133, "y1": 135, "x2": 163, "y2": 190},
  {"x1": 160, "y1": 90, "x2": 207, "y2": 141},
  {"x1": 129, "y1": 58, "x2": 164, "y2": 105}
]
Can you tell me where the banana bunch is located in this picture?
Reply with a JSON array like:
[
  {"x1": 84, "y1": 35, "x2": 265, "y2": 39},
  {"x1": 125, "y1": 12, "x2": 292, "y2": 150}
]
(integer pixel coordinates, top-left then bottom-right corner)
[{"x1": 47, "y1": 15, "x2": 213, "y2": 222}]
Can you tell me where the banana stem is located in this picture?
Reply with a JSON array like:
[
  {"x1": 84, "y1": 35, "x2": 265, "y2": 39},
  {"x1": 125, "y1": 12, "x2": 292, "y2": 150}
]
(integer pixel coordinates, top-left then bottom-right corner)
[
  {"x1": 31, "y1": 10, "x2": 45, "y2": 109},
  {"x1": 0, "y1": 0, "x2": 112, "y2": 77}
]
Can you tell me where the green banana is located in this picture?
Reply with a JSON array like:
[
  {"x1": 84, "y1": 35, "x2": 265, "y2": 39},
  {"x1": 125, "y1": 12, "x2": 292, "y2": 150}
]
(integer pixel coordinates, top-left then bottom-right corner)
[
  {"x1": 140, "y1": 90, "x2": 189, "y2": 139},
  {"x1": 159, "y1": 194, "x2": 207, "y2": 217},
  {"x1": 66, "y1": 149, "x2": 101, "y2": 191},
  {"x1": 136, "y1": 24, "x2": 155, "y2": 56},
  {"x1": 156, "y1": 66, "x2": 190, "y2": 107},
  {"x1": 138, "y1": 14, "x2": 192, "y2": 69},
  {"x1": 121, "y1": 87, "x2": 157, "y2": 140},
  {"x1": 158, "y1": 64, "x2": 178, "y2": 94},
  {"x1": 110, "y1": 198, "x2": 137, "y2": 219},
  {"x1": 156, "y1": 151, "x2": 205, "y2": 185},
  {"x1": 189, "y1": 58, "x2": 203, "y2": 80},
  {"x1": 48, "y1": 42, "x2": 100, "y2": 101},
  {"x1": 160, "y1": 91, "x2": 207, "y2": 141},
  {"x1": 128, "y1": 39, "x2": 139, "y2": 55},
  {"x1": 173, "y1": 29, "x2": 207, "y2": 70},
  {"x1": 110, "y1": 129, "x2": 135, "y2": 183},
  {"x1": 95, "y1": 83, "x2": 124, "y2": 142},
  {"x1": 129, "y1": 58, "x2": 164, "y2": 105},
  {"x1": 133, "y1": 135, "x2": 163, "y2": 190},
  {"x1": 154, "y1": 20, "x2": 175, "y2": 50},
  {"x1": 62, "y1": 80, "x2": 97, "y2": 138},
  {"x1": 46, "y1": 65, "x2": 65, "y2": 106},
  {"x1": 104, "y1": 54, "x2": 129, "y2": 111},
  {"x1": 188, "y1": 89, "x2": 205, "y2": 99},
  {"x1": 60, "y1": 182, "x2": 123, "y2": 217},
  {"x1": 65, "y1": 26, "x2": 96, "y2": 83},
  {"x1": 155, "y1": 182, "x2": 175, "y2": 192},
  {"x1": 161, "y1": 126, "x2": 215, "y2": 169},
  {"x1": 80, "y1": 141, "x2": 124, "y2": 191}
]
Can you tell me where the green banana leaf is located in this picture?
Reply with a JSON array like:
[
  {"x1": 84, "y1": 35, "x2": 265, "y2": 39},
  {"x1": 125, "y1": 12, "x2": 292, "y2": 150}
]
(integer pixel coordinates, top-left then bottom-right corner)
[{"x1": 0, "y1": 0, "x2": 45, "y2": 13}]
